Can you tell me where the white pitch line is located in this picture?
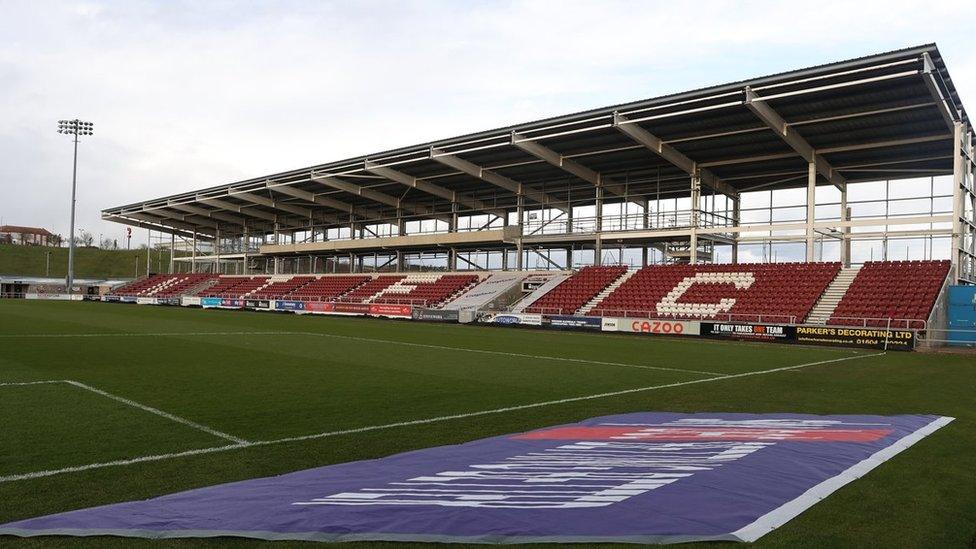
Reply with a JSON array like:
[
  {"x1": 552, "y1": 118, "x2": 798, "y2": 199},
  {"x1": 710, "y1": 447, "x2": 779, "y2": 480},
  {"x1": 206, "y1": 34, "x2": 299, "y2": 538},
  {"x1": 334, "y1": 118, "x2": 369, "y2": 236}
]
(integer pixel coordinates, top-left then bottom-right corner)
[
  {"x1": 0, "y1": 380, "x2": 65, "y2": 387},
  {"x1": 0, "y1": 331, "x2": 297, "y2": 339},
  {"x1": 0, "y1": 351, "x2": 884, "y2": 484},
  {"x1": 0, "y1": 330, "x2": 724, "y2": 376},
  {"x1": 62, "y1": 381, "x2": 248, "y2": 445},
  {"x1": 251, "y1": 351, "x2": 885, "y2": 446},
  {"x1": 289, "y1": 331, "x2": 725, "y2": 377},
  {"x1": 0, "y1": 444, "x2": 247, "y2": 483}
]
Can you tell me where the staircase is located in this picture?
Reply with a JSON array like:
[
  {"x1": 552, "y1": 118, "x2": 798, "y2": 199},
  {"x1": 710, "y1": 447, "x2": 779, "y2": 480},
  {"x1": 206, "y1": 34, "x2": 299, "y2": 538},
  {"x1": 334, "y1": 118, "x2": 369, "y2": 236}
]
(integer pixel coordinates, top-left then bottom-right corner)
[
  {"x1": 511, "y1": 273, "x2": 570, "y2": 313},
  {"x1": 577, "y1": 269, "x2": 636, "y2": 315},
  {"x1": 244, "y1": 278, "x2": 276, "y2": 298},
  {"x1": 185, "y1": 277, "x2": 218, "y2": 297},
  {"x1": 141, "y1": 276, "x2": 181, "y2": 297},
  {"x1": 805, "y1": 267, "x2": 860, "y2": 324}
]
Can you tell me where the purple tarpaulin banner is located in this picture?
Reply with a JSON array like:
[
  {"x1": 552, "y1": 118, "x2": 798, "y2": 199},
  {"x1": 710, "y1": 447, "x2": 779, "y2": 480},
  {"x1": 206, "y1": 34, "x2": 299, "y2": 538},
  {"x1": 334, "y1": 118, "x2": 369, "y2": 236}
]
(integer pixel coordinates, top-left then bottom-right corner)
[{"x1": 0, "y1": 412, "x2": 952, "y2": 544}]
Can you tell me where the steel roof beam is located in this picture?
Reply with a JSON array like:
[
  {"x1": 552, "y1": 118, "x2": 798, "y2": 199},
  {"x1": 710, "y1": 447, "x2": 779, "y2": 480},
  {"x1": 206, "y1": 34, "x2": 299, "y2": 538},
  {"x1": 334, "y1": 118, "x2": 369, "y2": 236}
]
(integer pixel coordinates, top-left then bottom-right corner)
[
  {"x1": 102, "y1": 214, "x2": 204, "y2": 239},
  {"x1": 612, "y1": 112, "x2": 738, "y2": 198},
  {"x1": 266, "y1": 183, "x2": 383, "y2": 221},
  {"x1": 199, "y1": 198, "x2": 278, "y2": 222},
  {"x1": 698, "y1": 134, "x2": 953, "y2": 168},
  {"x1": 228, "y1": 190, "x2": 329, "y2": 223},
  {"x1": 150, "y1": 208, "x2": 221, "y2": 230},
  {"x1": 511, "y1": 132, "x2": 630, "y2": 198},
  {"x1": 921, "y1": 52, "x2": 960, "y2": 131},
  {"x1": 429, "y1": 149, "x2": 569, "y2": 213},
  {"x1": 744, "y1": 86, "x2": 846, "y2": 191},
  {"x1": 363, "y1": 161, "x2": 505, "y2": 217},
  {"x1": 310, "y1": 173, "x2": 451, "y2": 222},
  {"x1": 166, "y1": 203, "x2": 249, "y2": 227},
  {"x1": 126, "y1": 211, "x2": 203, "y2": 233}
]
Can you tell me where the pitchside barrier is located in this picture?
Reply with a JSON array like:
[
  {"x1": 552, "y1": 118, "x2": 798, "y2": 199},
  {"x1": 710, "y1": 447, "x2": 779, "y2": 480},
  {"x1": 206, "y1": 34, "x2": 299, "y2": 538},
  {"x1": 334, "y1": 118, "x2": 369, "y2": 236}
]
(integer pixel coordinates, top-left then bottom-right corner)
[
  {"x1": 477, "y1": 312, "x2": 917, "y2": 351},
  {"x1": 93, "y1": 295, "x2": 917, "y2": 350},
  {"x1": 24, "y1": 293, "x2": 84, "y2": 301}
]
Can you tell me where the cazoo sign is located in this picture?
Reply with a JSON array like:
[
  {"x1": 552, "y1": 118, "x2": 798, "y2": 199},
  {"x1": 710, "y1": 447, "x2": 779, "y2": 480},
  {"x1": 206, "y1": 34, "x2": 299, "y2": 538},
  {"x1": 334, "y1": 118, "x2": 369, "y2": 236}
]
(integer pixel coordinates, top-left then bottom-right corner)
[{"x1": 602, "y1": 318, "x2": 701, "y2": 336}]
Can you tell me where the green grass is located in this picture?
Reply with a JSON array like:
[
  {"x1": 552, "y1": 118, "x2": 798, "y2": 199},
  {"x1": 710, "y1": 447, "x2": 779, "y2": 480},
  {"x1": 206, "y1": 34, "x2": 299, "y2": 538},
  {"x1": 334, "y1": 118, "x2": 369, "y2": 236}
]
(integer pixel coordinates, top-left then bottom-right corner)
[
  {"x1": 0, "y1": 244, "x2": 170, "y2": 279},
  {"x1": 0, "y1": 300, "x2": 973, "y2": 548}
]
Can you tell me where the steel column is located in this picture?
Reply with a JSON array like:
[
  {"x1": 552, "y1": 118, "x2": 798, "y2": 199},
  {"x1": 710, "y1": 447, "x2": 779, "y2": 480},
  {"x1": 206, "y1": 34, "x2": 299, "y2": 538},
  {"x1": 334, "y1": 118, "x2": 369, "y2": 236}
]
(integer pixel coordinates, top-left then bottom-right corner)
[
  {"x1": 690, "y1": 174, "x2": 701, "y2": 264},
  {"x1": 951, "y1": 121, "x2": 964, "y2": 282},
  {"x1": 806, "y1": 161, "x2": 817, "y2": 262},
  {"x1": 840, "y1": 187, "x2": 850, "y2": 267}
]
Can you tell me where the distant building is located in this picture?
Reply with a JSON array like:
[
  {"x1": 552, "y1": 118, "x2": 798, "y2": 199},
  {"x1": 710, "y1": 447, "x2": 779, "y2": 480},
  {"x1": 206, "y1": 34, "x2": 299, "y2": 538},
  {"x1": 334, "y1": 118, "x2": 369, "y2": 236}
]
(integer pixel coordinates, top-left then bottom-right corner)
[{"x1": 0, "y1": 225, "x2": 57, "y2": 246}]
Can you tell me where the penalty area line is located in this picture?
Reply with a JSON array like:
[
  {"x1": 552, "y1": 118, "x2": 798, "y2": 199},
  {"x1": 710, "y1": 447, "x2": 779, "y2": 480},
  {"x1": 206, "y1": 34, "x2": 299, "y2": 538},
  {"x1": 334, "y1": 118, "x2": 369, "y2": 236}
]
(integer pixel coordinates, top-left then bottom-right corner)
[
  {"x1": 0, "y1": 331, "x2": 299, "y2": 339},
  {"x1": 0, "y1": 351, "x2": 884, "y2": 484},
  {"x1": 62, "y1": 381, "x2": 249, "y2": 445},
  {"x1": 0, "y1": 379, "x2": 247, "y2": 446},
  {"x1": 0, "y1": 380, "x2": 65, "y2": 387},
  {"x1": 0, "y1": 330, "x2": 725, "y2": 376},
  {"x1": 289, "y1": 331, "x2": 725, "y2": 377}
]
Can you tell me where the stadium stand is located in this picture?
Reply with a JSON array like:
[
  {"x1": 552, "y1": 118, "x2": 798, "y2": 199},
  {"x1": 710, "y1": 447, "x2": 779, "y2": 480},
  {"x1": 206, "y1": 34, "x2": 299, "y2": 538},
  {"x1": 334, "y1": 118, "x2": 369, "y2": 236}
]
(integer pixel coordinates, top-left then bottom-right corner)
[
  {"x1": 222, "y1": 276, "x2": 270, "y2": 297},
  {"x1": 104, "y1": 259, "x2": 950, "y2": 328},
  {"x1": 525, "y1": 266, "x2": 628, "y2": 315},
  {"x1": 250, "y1": 276, "x2": 316, "y2": 299},
  {"x1": 585, "y1": 262, "x2": 840, "y2": 323},
  {"x1": 441, "y1": 272, "x2": 527, "y2": 311},
  {"x1": 372, "y1": 274, "x2": 481, "y2": 307},
  {"x1": 341, "y1": 275, "x2": 405, "y2": 303},
  {"x1": 196, "y1": 276, "x2": 269, "y2": 298},
  {"x1": 195, "y1": 277, "x2": 243, "y2": 297},
  {"x1": 109, "y1": 274, "x2": 178, "y2": 296},
  {"x1": 284, "y1": 275, "x2": 371, "y2": 301},
  {"x1": 154, "y1": 274, "x2": 218, "y2": 297},
  {"x1": 827, "y1": 260, "x2": 950, "y2": 329}
]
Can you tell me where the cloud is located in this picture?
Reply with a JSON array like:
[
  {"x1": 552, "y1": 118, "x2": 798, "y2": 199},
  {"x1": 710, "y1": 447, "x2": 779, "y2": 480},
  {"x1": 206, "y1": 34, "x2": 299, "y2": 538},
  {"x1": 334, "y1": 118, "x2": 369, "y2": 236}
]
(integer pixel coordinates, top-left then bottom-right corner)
[{"x1": 0, "y1": 0, "x2": 973, "y2": 244}]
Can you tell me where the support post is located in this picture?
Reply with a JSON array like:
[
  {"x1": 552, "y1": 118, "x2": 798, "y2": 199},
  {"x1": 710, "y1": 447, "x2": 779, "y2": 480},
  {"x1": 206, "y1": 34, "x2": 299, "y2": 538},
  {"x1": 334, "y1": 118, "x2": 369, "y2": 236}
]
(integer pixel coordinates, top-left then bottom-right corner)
[
  {"x1": 242, "y1": 220, "x2": 249, "y2": 275},
  {"x1": 806, "y1": 161, "x2": 817, "y2": 262},
  {"x1": 516, "y1": 190, "x2": 524, "y2": 270},
  {"x1": 169, "y1": 233, "x2": 175, "y2": 274},
  {"x1": 690, "y1": 174, "x2": 701, "y2": 264},
  {"x1": 594, "y1": 185, "x2": 604, "y2": 266},
  {"x1": 840, "y1": 186, "x2": 850, "y2": 267},
  {"x1": 191, "y1": 231, "x2": 197, "y2": 273},
  {"x1": 732, "y1": 196, "x2": 740, "y2": 264},
  {"x1": 272, "y1": 223, "x2": 279, "y2": 275},
  {"x1": 450, "y1": 195, "x2": 458, "y2": 233},
  {"x1": 146, "y1": 229, "x2": 151, "y2": 275},
  {"x1": 951, "y1": 121, "x2": 964, "y2": 282},
  {"x1": 215, "y1": 227, "x2": 220, "y2": 275}
]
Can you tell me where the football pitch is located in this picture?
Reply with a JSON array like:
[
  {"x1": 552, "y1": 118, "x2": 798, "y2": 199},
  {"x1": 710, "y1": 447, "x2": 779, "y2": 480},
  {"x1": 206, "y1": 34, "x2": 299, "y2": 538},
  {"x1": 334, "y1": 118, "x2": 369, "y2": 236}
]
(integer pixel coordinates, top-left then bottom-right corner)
[{"x1": 0, "y1": 300, "x2": 973, "y2": 548}]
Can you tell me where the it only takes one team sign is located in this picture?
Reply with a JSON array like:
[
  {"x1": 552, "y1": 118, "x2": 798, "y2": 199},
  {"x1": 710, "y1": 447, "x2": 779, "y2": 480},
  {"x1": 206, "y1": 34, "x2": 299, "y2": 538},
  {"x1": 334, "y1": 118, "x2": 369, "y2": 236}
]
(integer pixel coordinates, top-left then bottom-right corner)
[{"x1": 0, "y1": 412, "x2": 951, "y2": 544}]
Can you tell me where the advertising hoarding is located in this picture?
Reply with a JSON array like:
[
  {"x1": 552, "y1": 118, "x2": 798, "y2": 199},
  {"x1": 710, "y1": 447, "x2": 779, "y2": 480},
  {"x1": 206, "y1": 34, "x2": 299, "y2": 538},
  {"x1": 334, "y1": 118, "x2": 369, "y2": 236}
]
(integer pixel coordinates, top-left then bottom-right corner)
[{"x1": 602, "y1": 318, "x2": 700, "y2": 336}]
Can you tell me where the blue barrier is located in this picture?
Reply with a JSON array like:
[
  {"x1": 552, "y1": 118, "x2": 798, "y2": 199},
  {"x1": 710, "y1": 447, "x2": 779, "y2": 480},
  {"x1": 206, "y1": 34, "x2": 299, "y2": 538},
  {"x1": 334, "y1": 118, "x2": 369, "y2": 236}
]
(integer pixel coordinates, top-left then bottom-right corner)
[
  {"x1": 275, "y1": 300, "x2": 305, "y2": 311},
  {"x1": 947, "y1": 286, "x2": 976, "y2": 346}
]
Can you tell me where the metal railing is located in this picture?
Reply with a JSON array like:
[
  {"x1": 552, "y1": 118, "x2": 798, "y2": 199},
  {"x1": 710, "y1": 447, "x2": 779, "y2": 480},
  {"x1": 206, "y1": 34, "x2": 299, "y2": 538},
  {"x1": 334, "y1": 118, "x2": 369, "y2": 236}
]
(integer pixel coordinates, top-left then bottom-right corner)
[
  {"x1": 521, "y1": 210, "x2": 735, "y2": 237},
  {"x1": 587, "y1": 309, "x2": 797, "y2": 325},
  {"x1": 518, "y1": 306, "x2": 798, "y2": 325},
  {"x1": 917, "y1": 328, "x2": 976, "y2": 347},
  {"x1": 824, "y1": 316, "x2": 927, "y2": 330}
]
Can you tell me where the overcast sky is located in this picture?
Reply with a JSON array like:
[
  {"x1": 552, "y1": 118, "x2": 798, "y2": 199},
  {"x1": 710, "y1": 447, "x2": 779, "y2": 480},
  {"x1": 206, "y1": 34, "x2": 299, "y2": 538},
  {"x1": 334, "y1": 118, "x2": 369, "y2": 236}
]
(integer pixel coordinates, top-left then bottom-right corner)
[{"x1": 2, "y1": 0, "x2": 974, "y2": 246}]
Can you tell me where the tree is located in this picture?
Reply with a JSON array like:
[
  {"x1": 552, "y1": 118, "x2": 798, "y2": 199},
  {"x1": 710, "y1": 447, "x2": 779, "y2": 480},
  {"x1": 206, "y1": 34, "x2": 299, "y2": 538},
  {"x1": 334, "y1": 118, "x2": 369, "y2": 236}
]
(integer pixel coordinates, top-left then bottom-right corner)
[
  {"x1": 100, "y1": 237, "x2": 114, "y2": 249},
  {"x1": 76, "y1": 230, "x2": 94, "y2": 247}
]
